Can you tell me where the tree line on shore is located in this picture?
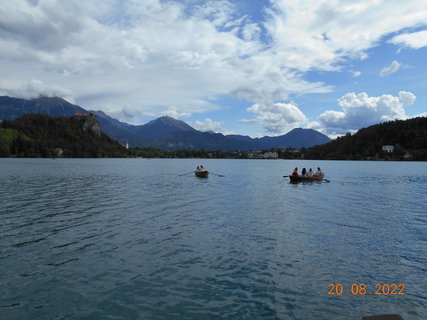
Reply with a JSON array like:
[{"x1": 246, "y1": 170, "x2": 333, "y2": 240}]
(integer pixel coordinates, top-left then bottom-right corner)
[{"x1": 1, "y1": 114, "x2": 426, "y2": 160}]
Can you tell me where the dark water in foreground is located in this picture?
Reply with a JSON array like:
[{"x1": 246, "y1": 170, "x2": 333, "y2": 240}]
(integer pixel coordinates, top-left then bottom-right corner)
[{"x1": 1, "y1": 159, "x2": 426, "y2": 320}]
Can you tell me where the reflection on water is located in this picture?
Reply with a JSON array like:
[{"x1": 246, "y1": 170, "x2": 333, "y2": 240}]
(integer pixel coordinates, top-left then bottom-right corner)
[{"x1": 0, "y1": 159, "x2": 426, "y2": 319}]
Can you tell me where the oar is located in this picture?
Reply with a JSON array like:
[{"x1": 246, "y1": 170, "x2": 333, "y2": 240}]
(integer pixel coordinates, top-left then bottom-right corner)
[
  {"x1": 283, "y1": 175, "x2": 289, "y2": 178},
  {"x1": 179, "y1": 171, "x2": 195, "y2": 176},
  {"x1": 209, "y1": 172, "x2": 225, "y2": 177}
]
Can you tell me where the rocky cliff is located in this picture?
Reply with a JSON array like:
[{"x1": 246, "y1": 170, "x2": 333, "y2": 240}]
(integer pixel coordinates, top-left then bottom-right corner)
[{"x1": 74, "y1": 113, "x2": 101, "y2": 137}]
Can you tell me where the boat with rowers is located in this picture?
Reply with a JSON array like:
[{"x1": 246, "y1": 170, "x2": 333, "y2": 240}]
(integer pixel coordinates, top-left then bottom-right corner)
[
  {"x1": 195, "y1": 170, "x2": 209, "y2": 178},
  {"x1": 288, "y1": 167, "x2": 326, "y2": 182},
  {"x1": 195, "y1": 165, "x2": 209, "y2": 178}
]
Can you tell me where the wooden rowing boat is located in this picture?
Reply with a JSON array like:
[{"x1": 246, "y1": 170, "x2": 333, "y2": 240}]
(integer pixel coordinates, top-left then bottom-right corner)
[
  {"x1": 289, "y1": 175, "x2": 324, "y2": 182},
  {"x1": 195, "y1": 170, "x2": 209, "y2": 178}
]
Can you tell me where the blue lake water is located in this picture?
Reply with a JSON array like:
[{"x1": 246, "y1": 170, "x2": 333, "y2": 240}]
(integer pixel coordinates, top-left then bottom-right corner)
[{"x1": 0, "y1": 158, "x2": 426, "y2": 320}]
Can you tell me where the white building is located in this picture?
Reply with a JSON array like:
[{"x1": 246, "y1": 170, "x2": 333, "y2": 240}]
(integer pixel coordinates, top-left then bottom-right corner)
[
  {"x1": 262, "y1": 152, "x2": 278, "y2": 159},
  {"x1": 382, "y1": 145, "x2": 394, "y2": 153}
]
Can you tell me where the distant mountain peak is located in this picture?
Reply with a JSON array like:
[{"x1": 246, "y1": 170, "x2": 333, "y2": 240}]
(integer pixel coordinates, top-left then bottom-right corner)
[
  {"x1": 151, "y1": 115, "x2": 180, "y2": 124},
  {"x1": 146, "y1": 115, "x2": 193, "y2": 127},
  {"x1": 288, "y1": 128, "x2": 304, "y2": 132},
  {"x1": 135, "y1": 115, "x2": 196, "y2": 139},
  {"x1": 286, "y1": 128, "x2": 321, "y2": 134}
]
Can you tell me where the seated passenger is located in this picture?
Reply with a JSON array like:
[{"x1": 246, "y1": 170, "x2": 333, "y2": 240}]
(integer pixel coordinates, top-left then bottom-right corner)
[
  {"x1": 291, "y1": 167, "x2": 299, "y2": 177},
  {"x1": 301, "y1": 168, "x2": 307, "y2": 177},
  {"x1": 307, "y1": 168, "x2": 313, "y2": 177}
]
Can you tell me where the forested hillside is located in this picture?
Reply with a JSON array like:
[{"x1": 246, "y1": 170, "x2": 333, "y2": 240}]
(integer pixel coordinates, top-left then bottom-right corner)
[
  {"x1": 304, "y1": 117, "x2": 427, "y2": 161},
  {"x1": 0, "y1": 114, "x2": 129, "y2": 158}
]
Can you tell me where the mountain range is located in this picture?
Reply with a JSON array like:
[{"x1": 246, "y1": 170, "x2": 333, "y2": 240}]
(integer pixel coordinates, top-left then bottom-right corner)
[{"x1": 0, "y1": 96, "x2": 331, "y2": 150}]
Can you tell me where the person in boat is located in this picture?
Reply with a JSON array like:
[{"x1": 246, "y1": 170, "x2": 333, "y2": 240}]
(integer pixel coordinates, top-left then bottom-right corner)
[
  {"x1": 301, "y1": 168, "x2": 307, "y2": 177},
  {"x1": 314, "y1": 167, "x2": 324, "y2": 177},
  {"x1": 196, "y1": 166, "x2": 201, "y2": 172},
  {"x1": 291, "y1": 167, "x2": 299, "y2": 177},
  {"x1": 200, "y1": 165, "x2": 205, "y2": 172},
  {"x1": 307, "y1": 168, "x2": 313, "y2": 177}
]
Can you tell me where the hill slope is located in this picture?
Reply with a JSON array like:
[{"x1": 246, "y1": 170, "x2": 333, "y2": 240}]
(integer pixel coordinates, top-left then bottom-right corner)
[
  {"x1": 304, "y1": 117, "x2": 427, "y2": 161},
  {"x1": 0, "y1": 114, "x2": 129, "y2": 158},
  {"x1": 256, "y1": 128, "x2": 331, "y2": 149}
]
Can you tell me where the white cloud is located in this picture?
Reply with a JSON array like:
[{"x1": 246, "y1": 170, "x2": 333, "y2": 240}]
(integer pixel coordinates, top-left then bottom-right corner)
[
  {"x1": 264, "y1": 0, "x2": 427, "y2": 72},
  {"x1": 192, "y1": 118, "x2": 227, "y2": 133},
  {"x1": 352, "y1": 71, "x2": 361, "y2": 77},
  {"x1": 0, "y1": 79, "x2": 74, "y2": 103},
  {"x1": 245, "y1": 102, "x2": 308, "y2": 135},
  {"x1": 192, "y1": 0, "x2": 237, "y2": 27},
  {"x1": 241, "y1": 23, "x2": 261, "y2": 41},
  {"x1": 379, "y1": 61, "x2": 401, "y2": 77},
  {"x1": 389, "y1": 30, "x2": 427, "y2": 49},
  {"x1": 318, "y1": 91, "x2": 416, "y2": 135}
]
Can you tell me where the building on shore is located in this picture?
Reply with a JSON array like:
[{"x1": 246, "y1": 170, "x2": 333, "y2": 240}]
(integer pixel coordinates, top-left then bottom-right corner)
[{"x1": 382, "y1": 145, "x2": 394, "y2": 153}]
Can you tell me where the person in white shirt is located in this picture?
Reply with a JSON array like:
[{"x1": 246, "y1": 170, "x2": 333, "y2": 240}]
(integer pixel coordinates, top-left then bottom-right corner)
[{"x1": 314, "y1": 167, "x2": 323, "y2": 177}]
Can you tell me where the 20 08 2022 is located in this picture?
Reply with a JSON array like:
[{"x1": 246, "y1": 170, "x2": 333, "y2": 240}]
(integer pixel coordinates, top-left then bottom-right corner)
[{"x1": 328, "y1": 283, "x2": 406, "y2": 295}]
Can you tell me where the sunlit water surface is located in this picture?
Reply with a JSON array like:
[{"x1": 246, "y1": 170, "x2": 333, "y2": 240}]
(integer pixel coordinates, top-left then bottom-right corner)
[{"x1": 1, "y1": 159, "x2": 426, "y2": 319}]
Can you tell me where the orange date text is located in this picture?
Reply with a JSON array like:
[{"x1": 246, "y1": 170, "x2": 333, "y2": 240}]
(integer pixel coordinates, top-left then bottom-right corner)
[{"x1": 328, "y1": 283, "x2": 406, "y2": 295}]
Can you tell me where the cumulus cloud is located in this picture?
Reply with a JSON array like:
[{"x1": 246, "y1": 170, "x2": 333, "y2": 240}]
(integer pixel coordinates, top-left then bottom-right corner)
[
  {"x1": 318, "y1": 91, "x2": 416, "y2": 135},
  {"x1": 192, "y1": 118, "x2": 226, "y2": 133},
  {"x1": 244, "y1": 102, "x2": 308, "y2": 135},
  {"x1": 379, "y1": 61, "x2": 401, "y2": 77},
  {"x1": 0, "y1": 79, "x2": 74, "y2": 102},
  {"x1": 389, "y1": 30, "x2": 427, "y2": 49},
  {"x1": 352, "y1": 71, "x2": 361, "y2": 77}
]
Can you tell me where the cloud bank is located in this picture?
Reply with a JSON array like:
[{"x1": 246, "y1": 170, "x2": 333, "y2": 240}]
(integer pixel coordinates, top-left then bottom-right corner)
[{"x1": 0, "y1": 79, "x2": 74, "y2": 103}]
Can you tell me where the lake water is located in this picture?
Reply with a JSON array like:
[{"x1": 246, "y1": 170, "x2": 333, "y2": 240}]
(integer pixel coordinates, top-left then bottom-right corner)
[{"x1": 0, "y1": 159, "x2": 426, "y2": 320}]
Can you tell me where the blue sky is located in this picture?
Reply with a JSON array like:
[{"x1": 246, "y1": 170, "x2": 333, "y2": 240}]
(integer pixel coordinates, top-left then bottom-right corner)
[{"x1": 0, "y1": 0, "x2": 426, "y2": 137}]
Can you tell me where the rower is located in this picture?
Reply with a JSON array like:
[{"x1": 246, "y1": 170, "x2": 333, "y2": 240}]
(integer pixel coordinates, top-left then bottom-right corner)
[{"x1": 314, "y1": 167, "x2": 324, "y2": 177}]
